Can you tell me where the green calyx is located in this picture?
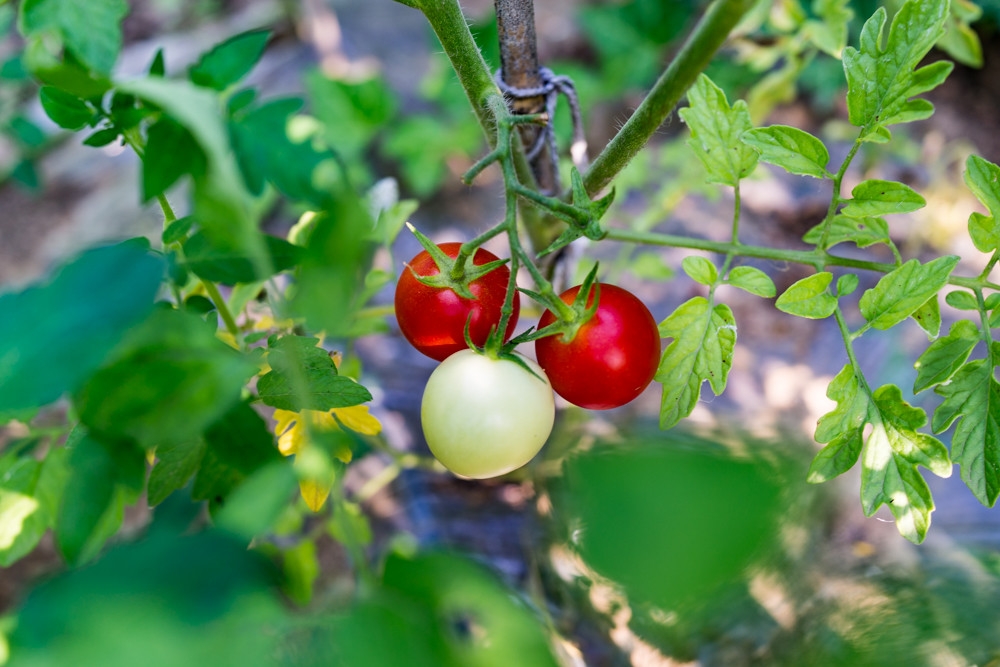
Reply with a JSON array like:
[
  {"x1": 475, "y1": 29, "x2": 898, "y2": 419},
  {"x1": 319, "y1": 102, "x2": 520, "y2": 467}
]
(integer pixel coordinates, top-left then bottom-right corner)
[
  {"x1": 509, "y1": 264, "x2": 601, "y2": 349},
  {"x1": 405, "y1": 223, "x2": 509, "y2": 300}
]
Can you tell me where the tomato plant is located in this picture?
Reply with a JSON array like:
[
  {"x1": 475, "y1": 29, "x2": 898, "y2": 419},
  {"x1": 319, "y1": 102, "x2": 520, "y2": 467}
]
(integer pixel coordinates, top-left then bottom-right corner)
[
  {"x1": 420, "y1": 350, "x2": 554, "y2": 478},
  {"x1": 535, "y1": 283, "x2": 660, "y2": 410},
  {"x1": 395, "y1": 242, "x2": 520, "y2": 361}
]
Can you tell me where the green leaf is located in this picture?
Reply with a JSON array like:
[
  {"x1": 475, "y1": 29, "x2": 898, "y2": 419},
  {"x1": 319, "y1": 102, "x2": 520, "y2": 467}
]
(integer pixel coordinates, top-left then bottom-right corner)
[
  {"x1": 944, "y1": 290, "x2": 978, "y2": 311},
  {"x1": 726, "y1": 265, "x2": 775, "y2": 298},
  {"x1": 22, "y1": 34, "x2": 112, "y2": 98},
  {"x1": 0, "y1": 447, "x2": 68, "y2": 566},
  {"x1": 963, "y1": 155, "x2": 1000, "y2": 253},
  {"x1": 741, "y1": 125, "x2": 830, "y2": 178},
  {"x1": 909, "y1": 295, "x2": 941, "y2": 339},
  {"x1": 74, "y1": 308, "x2": 258, "y2": 449},
  {"x1": 182, "y1": 231, "x2": 302, "y2": 285},
  {"x1": 859, "y1": 385, "x2": 951, "y2": 543},
  {"x1": 214, "y1": 460, "x2": 295, "y2": 540},
  {"x1": 775, "y1": 272, "x2": 837, "y2": 319},
  {"x1": 679, "y1": 74, "x2": 758, "y2": 186},
  {"x1": 306, "y1": 71, "x2": 396, "y2": 160},
  {"x1": 18, "y1": 0, "x2": 127, "y2": 74},
  {"x1": 843, "y1": 0, "x2": 952, "y2": 141},
  {"x1": 162, "y1": 215, "x2": 194, "y2": 246},
  {"x1": 555, "y1": 441, "x2": 782, "y2": 610},
  {"x1": 938, "y1": 0, "x2": 983, "y2": 67},
  {"x1": 933, "y1": 360, "x2": 1000, "y2": 507},
  {"x1": 0, "y1": 241, "x2": 163, "y2": 412},
  {"x1": 841, "y1": 179, "x2": 926, "y2": 217},
  {"x1": 147, "y1": 439, "x2": 206, "y2": 506},
  {"x1": 142, "y1": 116, "x2": 207, "y2": 202},
  {"x1": 189, "y1": 30, "x2": 270, "y2": 91},
  {"x1": 836, "y1": 273, "x2": 859, "y2": 297},
  {"x1": 681, "y1": 256, "x2": 718, "y2": 286},
  {"x1": 257, "y1": 336, "x2": 372, "y2": 411},
  {"x1": 657, "y1": 297, "x2": 736, "y2": 429},
  {"x1": 193, "y1": 400, "x2": 281, "y2": 507},
  {"x1": 289, "y1": 190, "x2": 373, "y2": 337},
  {"x1": 38, "y1": 86, "x2": 92, "y2": 129},
  {"x1": 229, "y1": 97, "x2": 335, "y2": 206},
  {"x1": 82, "y1": 126, "x2": 120, "y2": 147},
  {"x1": 811, "y1": 365, "x2": 870, "y2": 484},
  {"x1": 115, "y1": 77, "x2": 262, "y2": 266},
  {"x1": 859, "y1": 256, "x2": 959, "y2": 330},
  {"x1": 56, "y1": 432, "x2": 144, "y2": 564}
]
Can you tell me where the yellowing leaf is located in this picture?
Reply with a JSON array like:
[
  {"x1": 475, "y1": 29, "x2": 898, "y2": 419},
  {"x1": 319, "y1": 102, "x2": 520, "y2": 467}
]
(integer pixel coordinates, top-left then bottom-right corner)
[
  {"x1": 215, "y1": 330, "x2": 239, "y2": 350},
  {"x1": 273, "y1": 408, "x2": 360, "y2": 462},
  {"x1": 333, "y1": 404, "x2": 381, "y2": 436},
  {"x1": 299, "y1": 478, "x2": 333, "y2": 512}
]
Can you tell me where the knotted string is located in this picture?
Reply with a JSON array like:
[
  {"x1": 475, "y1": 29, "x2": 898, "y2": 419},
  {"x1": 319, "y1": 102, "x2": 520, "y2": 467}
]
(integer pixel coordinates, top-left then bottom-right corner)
[{"x1": 494, "y1": 66, "x2": 588, "y2": 194}]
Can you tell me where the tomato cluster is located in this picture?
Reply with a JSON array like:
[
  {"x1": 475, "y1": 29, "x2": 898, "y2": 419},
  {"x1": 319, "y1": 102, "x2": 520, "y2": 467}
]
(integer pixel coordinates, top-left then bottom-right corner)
[{"x1": 395, "y1": 242, "x2": 661, "y2": 479}]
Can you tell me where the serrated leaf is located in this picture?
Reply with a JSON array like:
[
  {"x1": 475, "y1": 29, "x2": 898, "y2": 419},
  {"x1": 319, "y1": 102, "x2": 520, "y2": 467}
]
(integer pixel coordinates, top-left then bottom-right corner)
[
  {"x1": 775, "y1": 272, "x2": 837, "y2": 319},
  {"x1": 938, "y1": 0, "x2": 983, "y2": 67},
  {"x1": 964, "y1": 155, "x2": 1000, "y2": 253},
  {"x1": 189, "y1": 30, "x2": 269, "y2": 91},
  {"x1": 182, "y1": 231, "x2": 302, "y2": 285},
  {"x1": 0, "y1": 241, "x2": 163, "y2": 412},
  {"x1": 726, "y1": 265, "x2": 776, "y2": 298},
  {"x1": 933, "y1": 360, "x2": 1000, "y2": 507},
  {"x1": 656, "y1": 298, "x2": 736, "y2": 429},
  {"x1": 681, "y1": 256, "x2": 717, "y2": 286},
  {"x1": 257, "y1": 336, "x2": 373, "y2": 412},
  {"x1": 306, "y1": 71, "x2": 396, "y2": 160},
  {"x1": 841, "y1": 179, "x2": 926, "y2": 217},
  {"x1": 843, "y1": 0, "x2": 952, "y2": 141},
  {"x1": 809, "y1": 366, "x2": 868, "y2": 485},
  {"x1": 741, "y1": 125, "x2": 830, "y2": 178},
  {"x1": 19, "y1": 0, "x2": 127, "y2": 75},
  {"x1": 802, "y1": 214, "x2": 891, "y2": 249},
  {"x1": 859, "y1": 256, "x2": 959, "y2": 330},
  {"x1": 74, "y1": 308, "x2": 258, "y2": 449},
  {"x1": 860, "y1": 384, "x2": 951, "y2": 543},
  {"x1": 38, "y1": 86, "x2": 91, "y2": 129},
  {"x1": 679, "y1": 74, "x2": 758, "y2": 186}
]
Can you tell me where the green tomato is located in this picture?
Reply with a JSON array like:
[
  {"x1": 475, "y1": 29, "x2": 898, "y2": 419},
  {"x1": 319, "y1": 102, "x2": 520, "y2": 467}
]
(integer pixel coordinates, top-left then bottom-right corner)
[{"x1": 420, "y1": 350, "x2": 555, "y2": 479}]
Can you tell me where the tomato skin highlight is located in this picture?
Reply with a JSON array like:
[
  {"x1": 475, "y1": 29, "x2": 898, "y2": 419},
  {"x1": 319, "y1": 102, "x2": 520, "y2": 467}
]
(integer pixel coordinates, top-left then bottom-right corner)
[
  {"x1": 535, "y1": 284, "x2": 661, "y2": 410},
  {"x1": 394, "y1": 243, "x2": 519, "y2": 361},
  {"x1": 420, "y1": 350, "x2": 555, "y2": 479}
]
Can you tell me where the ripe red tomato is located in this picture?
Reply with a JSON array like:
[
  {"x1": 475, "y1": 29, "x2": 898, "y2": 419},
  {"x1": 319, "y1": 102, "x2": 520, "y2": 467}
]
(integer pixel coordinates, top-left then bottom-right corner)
[
  {"x1": 535, "y1": 283, "x2": 660, "y2": 410},
  {"x1": 395, "y1": 243, "x2": 519, "y2": 361}
]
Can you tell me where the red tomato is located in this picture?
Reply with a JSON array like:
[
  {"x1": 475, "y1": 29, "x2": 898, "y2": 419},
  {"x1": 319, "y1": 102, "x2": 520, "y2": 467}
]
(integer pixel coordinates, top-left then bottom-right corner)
[
  {"x1": 535, "y1": 283, "x2": 660, "y2": 409},
  {"x1": 395, "y1": 243, "x2": 519, "y2": 361}
]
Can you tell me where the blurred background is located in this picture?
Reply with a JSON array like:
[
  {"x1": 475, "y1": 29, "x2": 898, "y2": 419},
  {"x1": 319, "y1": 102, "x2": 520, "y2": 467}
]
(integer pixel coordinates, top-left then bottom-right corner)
[{"x1": 2, "y1": 0, "x2": 1000, "y2": 665}]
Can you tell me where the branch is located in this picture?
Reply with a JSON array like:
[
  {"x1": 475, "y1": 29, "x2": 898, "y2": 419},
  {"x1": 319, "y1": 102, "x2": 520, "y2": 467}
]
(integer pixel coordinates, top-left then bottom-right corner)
[{"x1": 582, "y1": 0, "x2": 755, "y2": 196}]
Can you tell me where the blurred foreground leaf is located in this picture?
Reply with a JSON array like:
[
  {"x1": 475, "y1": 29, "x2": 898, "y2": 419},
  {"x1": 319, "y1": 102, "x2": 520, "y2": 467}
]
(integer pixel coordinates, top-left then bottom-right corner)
[
  {"x1": 555, "y1": 438, "x2": 784, "y2": 609},
  {"x1": 0, "y1": 240, "x2": 162, "y2": 413}
]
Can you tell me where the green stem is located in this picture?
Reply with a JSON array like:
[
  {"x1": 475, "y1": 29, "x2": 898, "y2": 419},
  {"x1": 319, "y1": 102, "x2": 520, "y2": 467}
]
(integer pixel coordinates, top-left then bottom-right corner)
[
  {"x1": 582, "y1": 0, "x2": 755, "y2": 196},
  {"x1": 818, "y1": 137, "x2": 863, "y2": 250},
  {"x1": 604, "y1": 227, "x2": 1000, "y2": 291},
  {"x1": 202, "y1": 280, "x2": 241, "y2": 339}
]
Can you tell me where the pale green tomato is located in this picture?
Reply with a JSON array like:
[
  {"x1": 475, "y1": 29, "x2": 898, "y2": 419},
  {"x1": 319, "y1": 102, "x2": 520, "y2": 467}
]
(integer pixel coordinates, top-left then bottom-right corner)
[{"x1": 420, "y1": 350, "x2": 555, "y2": 479}]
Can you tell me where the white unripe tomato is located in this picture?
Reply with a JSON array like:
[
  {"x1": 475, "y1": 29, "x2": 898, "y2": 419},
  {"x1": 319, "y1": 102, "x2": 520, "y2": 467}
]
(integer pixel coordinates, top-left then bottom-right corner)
[{"x1": 420, "y1": 350, "x2": 555, "y2": 479}]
